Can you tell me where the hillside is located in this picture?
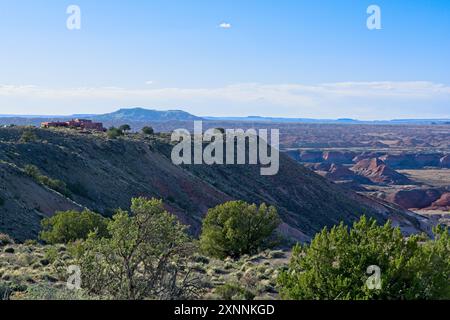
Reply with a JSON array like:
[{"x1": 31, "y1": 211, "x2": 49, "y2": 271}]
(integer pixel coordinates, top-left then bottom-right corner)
[{"x1": 0, "y1": 127, "x2": 428, "y2": 242}]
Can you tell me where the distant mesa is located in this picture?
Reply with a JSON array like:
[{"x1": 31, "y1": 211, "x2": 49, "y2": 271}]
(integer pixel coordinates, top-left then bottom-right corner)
[
  {"x1": 336, "y1": 118, "x2": 357, "y2": 122},
  {"x1": 2, "y1": 108, "x2": 450, "y2": 126},
  {"x1": 91, "y1": 107, "x2": 203, "y2": 122}
]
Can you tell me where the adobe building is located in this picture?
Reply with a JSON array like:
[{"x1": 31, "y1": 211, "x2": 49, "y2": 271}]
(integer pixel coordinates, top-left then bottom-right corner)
[{"x1": 41, "y1": 119, "x2": 105, "y2": 131}]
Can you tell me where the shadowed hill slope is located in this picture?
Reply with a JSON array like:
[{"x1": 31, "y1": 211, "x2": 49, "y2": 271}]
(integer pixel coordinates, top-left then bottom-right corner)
[{"x1": 0, "y1": 127, "x2": 427, "y2": 241}]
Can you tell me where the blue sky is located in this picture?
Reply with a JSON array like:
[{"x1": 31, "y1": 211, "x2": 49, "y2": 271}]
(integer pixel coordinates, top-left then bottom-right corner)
[{"x1": 0, "y1": 0, "x2": 449, "y2": 119}]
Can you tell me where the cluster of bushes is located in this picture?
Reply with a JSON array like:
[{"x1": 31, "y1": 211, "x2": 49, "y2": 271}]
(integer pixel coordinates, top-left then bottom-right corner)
[
  {"x1": 33, "y1": 197, "x2": 450, "y2": 300},
  {"x1": 35, "y1": 199, "x2": 279, "y2": 300},
  {"x1": 278, "y1": 217, "x2": 450, "y2": 300},
  {"x1": 40, "y1": 199, "x2": 280, "y2": 259},
  {"x1": 106, "y1": 125, "x2": 154, "y2": 139},
  {"x1": 39, "y1": 198, "x2": 205, "y2": 300},
  {"x1": 24, "y1": 165, "x2": 70, "y2": 197}
]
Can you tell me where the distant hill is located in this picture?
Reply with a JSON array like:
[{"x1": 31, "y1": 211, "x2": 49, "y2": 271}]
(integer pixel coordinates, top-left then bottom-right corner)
[
  {"x1": 204, "y1": 116, "x2": 450, "y2": 125},
  {"x1": 1, "y1": 107, "x2": 449, "y2": 125},
  {"x1": 91, "y1": 107, "x2": 202, "y2": 122},
  {"x1": 202, "y1": 116, "x2": 319, "y2": 123}
]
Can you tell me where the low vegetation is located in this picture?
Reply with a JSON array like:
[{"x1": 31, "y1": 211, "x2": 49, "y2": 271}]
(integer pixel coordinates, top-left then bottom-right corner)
[
  {"x1": 118, "y1": 124, "x2": 131, "y2": 133},
  {"x1": 39, "y1": 210, "x2": 109, "y2": 244},
  {"x1": 24, "y1": 165, "x2": 70, "y2": 197},
  {"x1": 106, "y1": 126, "x2": 124, "y2": 139},
  {"x1": 141, "y1": 126, "x2": 154, "y2": 135},
  {"x1": 1, "y1": 197, "x2": 449, "y2": 300},
  {"x1": 200, "y1": 201, "x2": 281, "y2": 259},
  {"x1": 74, "y1": 198, "x2": 204, "y2": 299},
  {"x1": 278, "y1": 216, "x2": 450, "y2": 300}
]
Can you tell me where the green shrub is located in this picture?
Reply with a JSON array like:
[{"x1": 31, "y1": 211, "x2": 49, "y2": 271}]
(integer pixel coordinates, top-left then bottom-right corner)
[
  {"x1": 77, "y1": 198, "x2": 203, "y2": 300},
  {"x1": 200, "y1": 201, "x2": 280, "y2": 259},
  {"x1": 106, "y1": 127, "x2": 123, "y2": 139},
  {"x1": 119, "y1": 124, "x2": 131, "y2": 132},
  {"x1": 39, "y1": 209, "x2": 109, "y2": 244},
  {"x1": 141, "y1": 126, "x2": 154, "y2": 135},
  {"x1": 278, "y1": 217, "x2": 450, "y2": 300},
  {"x1": 44, "y1": 246, "x2": 59, "y2": 264},
  {"x1": 39, "y1": 176, "x2": 70, "y2": 196},
  {"x1": 24, "y1": 164, "x2": 40, "y2": 179},
  {"x1": 24, "y1": 165, "x2": 70, "y2": 197}
]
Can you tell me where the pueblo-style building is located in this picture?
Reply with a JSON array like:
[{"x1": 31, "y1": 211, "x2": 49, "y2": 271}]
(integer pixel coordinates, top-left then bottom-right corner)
[{"x1": 41, "y1": 119, "x2": 105, "y2": 131}]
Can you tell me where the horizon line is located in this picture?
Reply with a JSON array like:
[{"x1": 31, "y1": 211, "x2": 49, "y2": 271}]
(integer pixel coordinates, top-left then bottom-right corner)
[{"x1": 0, "y1": 107, "x2": 449, "y2": 123}]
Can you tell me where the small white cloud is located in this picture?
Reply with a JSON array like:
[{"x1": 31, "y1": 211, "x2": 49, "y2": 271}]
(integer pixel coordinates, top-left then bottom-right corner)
[
  {"x1": 145, "y1": 81, "x2": 154, "y2": 85},
  {"x1": 219, "y1": 22, "x2": 232, "y2": 29}
]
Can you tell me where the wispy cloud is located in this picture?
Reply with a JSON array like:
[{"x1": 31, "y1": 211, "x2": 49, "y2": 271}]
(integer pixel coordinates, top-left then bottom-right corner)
[
  {"x1": 1, "y1": 82, "x2": 449, "y2": 119},
  {"x1": 219, "y1": 22, "x2": 232, "y2": 29},
  {"x1": 1, "y1": 81, "x2": 449, "y2": 101}
]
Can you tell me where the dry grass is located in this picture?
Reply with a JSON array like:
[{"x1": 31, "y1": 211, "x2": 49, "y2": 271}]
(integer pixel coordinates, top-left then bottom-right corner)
[{"x1": 1, "y1": 243, "x2": 289, "y2": 300}]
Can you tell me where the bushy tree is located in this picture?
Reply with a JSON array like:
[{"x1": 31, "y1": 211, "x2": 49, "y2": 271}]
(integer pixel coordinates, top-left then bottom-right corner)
[
  {"x1": 119, "y1": 124, "x2": 131, "y2": 133},
  {"x1": 40, "y1": 210, "x2": 109, "y2": 244},
  {"x1": 278, "y1": 216, "x2": 450, "y2": 300},
  {"x1": 200, "y1": 201, "x2": 280, "y2": 259},
  {"x1": 107, "y1": 127, "x2": 123, "y2": 139},
  {"x1": 77, "y1": 198, "x2": 203, "y2": 300},
  {"x1": 141, "y1": 126, "x2": 154, "y2": 135}
]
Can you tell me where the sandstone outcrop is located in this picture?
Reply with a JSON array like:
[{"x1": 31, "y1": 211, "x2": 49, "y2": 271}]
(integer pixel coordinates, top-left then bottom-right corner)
[{"x1": 352, "y1": 158, "x2": 413, "y2": 185}]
